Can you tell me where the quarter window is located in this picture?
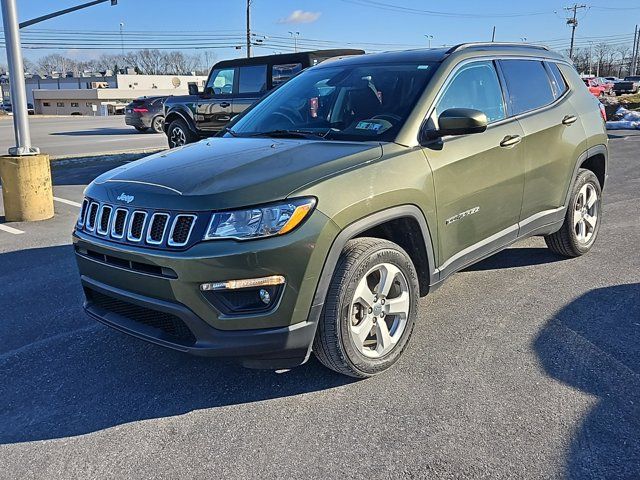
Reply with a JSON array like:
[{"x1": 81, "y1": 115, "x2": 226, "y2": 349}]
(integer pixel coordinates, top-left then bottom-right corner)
[
  {"x1": 56, "y1": 102, "x2": 64, "y2": 107},
  {"x1": 435, "y1": 61, "x2": 506, "y2": 123},
  {"x1": 272, "y1": 63, "x2": 303, "y2": 87},
  {"x1": 238, "y1": 65, "x2": 267, "y2": 94},
  {"x1": 500, "y1": 60, "x2": 555, "y2": 115},
  {"x1": 206, "y1": 68, "x2": 235, "y2": 95},
  {"x1": 545, "y1": 62, "x2": 568, "y2": 99}
]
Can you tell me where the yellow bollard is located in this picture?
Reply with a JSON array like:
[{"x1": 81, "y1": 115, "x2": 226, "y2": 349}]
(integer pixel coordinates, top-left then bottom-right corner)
[{"x1": 0, "y1": 154, "x2": 54, "y2": 222}]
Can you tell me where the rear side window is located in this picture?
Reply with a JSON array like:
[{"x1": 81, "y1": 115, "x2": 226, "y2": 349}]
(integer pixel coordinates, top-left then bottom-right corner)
[
  {"x1": 238, "y1": 65, "x2": 267, "y2": 94},
  {"x1": 435, "y1": 61, "x2": 506, "y2": 123},
  {"x1": 272, "y1": 63, "x2": 303, "y2": 87},
  {"x1": 500, "y1": 60, "x2": 555, "y2": 115},
  {"x1": 545, "y1": 62, "x2": 568, "y2": 99}
]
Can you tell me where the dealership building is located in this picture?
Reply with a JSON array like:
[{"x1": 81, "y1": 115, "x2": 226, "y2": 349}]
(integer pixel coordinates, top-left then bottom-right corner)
[{"x1": 1, "y1": 72, "x2": 207, "y2": 115}]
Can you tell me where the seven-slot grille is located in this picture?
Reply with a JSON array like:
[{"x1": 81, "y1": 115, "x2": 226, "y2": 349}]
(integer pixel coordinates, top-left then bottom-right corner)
[{"x1": 77, "y1": 199, "x2": 199, "y2": 249}]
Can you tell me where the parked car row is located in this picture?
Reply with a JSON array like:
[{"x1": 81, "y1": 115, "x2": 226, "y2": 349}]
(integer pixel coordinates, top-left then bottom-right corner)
[{"x1": 1, "y1": 101, "x2": 35, "y2": 114}]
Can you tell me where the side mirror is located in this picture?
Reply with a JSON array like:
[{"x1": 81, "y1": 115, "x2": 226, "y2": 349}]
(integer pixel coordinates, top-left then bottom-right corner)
[
  {"x1": 188, "y1": 83, "x2": 200, "y2": 96},
  {"x1": 424, "y1": 108, "x2": 488, "y2": 141}
]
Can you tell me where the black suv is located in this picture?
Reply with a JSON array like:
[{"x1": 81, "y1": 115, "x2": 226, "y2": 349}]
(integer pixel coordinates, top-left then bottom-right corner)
[{"x1": 163, "y1": 49, "x2": 364, "y2": 148}]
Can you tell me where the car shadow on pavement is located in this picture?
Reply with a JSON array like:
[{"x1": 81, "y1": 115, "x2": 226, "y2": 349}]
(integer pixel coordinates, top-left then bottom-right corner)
[
  {"x1": 463, "y1": 247, "x2": 568, "y2": 272},
  {"x1": 0, "y1": 245, "x2": 354, "y2": 445},
  {"x1": 534, "y1": 283, "x2": 640, "y2": 479},
  {"x1": 51, "y1": 128, "x2": 140, "y2": 136}
]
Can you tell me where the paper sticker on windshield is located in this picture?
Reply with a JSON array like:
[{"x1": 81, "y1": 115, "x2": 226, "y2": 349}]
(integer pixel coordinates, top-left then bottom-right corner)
[{"x1": 356, "y1": 121, "x2": 383, "y2": 131}]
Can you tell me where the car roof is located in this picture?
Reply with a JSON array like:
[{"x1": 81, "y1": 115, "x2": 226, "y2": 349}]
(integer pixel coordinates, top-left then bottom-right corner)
[
  {"x1": 212, "y1": 49, "x2": 366, "y2": 69},
  {"x1": 314, "y1": 43, "x2": 567, "y2": 68}
]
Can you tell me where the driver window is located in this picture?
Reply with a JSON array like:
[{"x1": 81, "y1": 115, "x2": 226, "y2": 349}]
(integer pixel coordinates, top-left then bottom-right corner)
[
  {"x1": 435, "y1": 61, "x2": 505, "y2": 123},
  {"x1": 206, "y1": 68, "x2": 235, "y2": 95}
]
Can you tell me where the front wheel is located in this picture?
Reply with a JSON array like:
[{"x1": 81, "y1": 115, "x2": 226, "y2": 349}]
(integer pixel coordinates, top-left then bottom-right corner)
[
  {"x1": 167, "y1": 118, "x2": 197, "y2": 148},
  {"x1": 545, "y1": 169, "x2": 602, "y2": 257},
  {"x1": 313, "y1": 238, "x2": 419, "y2": 378}
]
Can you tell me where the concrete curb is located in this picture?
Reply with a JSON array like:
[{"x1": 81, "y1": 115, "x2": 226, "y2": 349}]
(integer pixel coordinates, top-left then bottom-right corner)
[{"x1": 50, "y1": 148, "x2": 166, "y2": 164}]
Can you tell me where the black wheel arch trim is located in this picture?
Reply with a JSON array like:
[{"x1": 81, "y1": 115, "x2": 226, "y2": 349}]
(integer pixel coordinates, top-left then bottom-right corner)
[
  {"x1": 302, "y1": 205, "x2": 436, "y2": 361},
  {"x1": 564, "y1": 143, "x2": 608, "y2": 208},
  {"x1": 164, "y1": 109, "x2": 198, "y2": 134}
]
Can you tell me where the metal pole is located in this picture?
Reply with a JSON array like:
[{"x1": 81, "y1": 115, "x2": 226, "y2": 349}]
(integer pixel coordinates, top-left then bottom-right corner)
[
  {"x1": 246, "y1": 0, "x2": 251, "y2": 58},
  {"x1": 1, "y1": 0, "x2": 38, "y2": 155},
  {"x1": 19, "y1": 0, "x2": 113, "y2": 29},
  {"x1": 630, "y1": 26, "x2": 637, "y2": 76}
]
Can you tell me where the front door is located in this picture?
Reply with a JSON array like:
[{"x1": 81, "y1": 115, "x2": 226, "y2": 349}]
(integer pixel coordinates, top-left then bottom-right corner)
[
  {"x1": 196, "y1": 67, "x2": 235, "y2": 132},
  {"x1": 422, "y1": 60, "x2": 525, "y2": 275}
]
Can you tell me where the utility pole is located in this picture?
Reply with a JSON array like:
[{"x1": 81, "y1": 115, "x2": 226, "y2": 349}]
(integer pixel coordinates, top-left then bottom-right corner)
[
  {"x1": 565, "y1": 4, "x2": 587, "y2": 60},
  {"x1": 632, "y1": 25, "x2": 640, "y2": 76},
  {"x1": 246, "y1": 0, "x2": 252, "y2": 58}
]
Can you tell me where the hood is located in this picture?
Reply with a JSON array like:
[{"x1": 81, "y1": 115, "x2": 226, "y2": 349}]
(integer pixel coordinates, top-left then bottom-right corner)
[{"x1": 87, "y1": 137, "x2": 382, "y2": 210}]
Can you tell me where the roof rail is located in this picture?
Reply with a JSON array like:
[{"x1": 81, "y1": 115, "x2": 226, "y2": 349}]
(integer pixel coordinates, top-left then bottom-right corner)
[{"x1": 446, "y1": 42, "x2": 550, "y2": 55}]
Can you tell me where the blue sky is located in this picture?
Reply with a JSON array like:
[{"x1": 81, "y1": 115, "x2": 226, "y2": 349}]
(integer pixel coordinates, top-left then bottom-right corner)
[{"x1": 2, "y1": 0, "x2": 640, "y2": 64}]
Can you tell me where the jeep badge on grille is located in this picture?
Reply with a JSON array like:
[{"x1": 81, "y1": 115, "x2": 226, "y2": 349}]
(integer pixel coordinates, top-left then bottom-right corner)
[{"x1": 117, "y1": 193, "x2": 135, "y2": 204}]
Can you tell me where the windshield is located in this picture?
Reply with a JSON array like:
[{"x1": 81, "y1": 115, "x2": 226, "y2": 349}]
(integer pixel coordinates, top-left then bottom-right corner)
[{"x1": 229, "y1": 62, "x2": 438, "y2": 142}]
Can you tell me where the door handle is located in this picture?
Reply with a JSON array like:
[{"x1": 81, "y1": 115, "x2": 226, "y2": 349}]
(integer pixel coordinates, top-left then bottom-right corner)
[
  {"x1": 562, "y1": 115, "x2": 578, "y2": 126},
  {"x1": 500, "y1": 135, "x2": 522, "y2": 148},
  {"x1": 218, "y1": 116, "x2": 231, "y2": 122},
  {"x1": 219, "y1": 102, "x2": 231, "y2": 108}
]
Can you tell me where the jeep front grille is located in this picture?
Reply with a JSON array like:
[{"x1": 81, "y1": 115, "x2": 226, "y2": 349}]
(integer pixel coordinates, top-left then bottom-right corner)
[
  {"x1": 169, "y1": 214, "x2": 196, "y2": 247},
  {"x1": 76, "y1": 198, "x2": 199, "y2": 250},
  {"x1": 146, "y1": 213, "x2": 170, "y2": 245},
  {"x1": 111, "y1": 208, "x2": 128, "y2": 238},
  {"x1": 127, "y1": 211, "x2": 147, "y2": 242}
]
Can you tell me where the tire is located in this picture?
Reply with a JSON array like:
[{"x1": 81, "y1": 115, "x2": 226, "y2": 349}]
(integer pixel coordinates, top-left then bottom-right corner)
[
  {"x1": 545, "y1": 169, "x2": 602, "y2": 257},
  {"x1": 151, "y1": 115, "x2": 165, "y2": 134},
  {"x1": 167, "y1": 118, "x2": 197, "y2": 148},
  {"x1": 134, "y1": 126, "x2": 148, "y2": 132},
  {"x1": 313, "y1": 237, "x2": 420, "y2": 378}
]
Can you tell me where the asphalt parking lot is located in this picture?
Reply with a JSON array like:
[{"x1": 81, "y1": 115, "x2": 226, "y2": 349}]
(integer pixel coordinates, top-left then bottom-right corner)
[
  {"x1": 1, "y1": 132, "x2": 639, "y2": 479},
  {"x1": 0, "y1": 116, "x2": 167, "y2": 158}
]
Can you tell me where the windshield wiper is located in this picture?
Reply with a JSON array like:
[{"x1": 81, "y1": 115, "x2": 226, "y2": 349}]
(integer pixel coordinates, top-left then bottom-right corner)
[
  {"x1": 246, "y1": 129, "x2": 327, "y2": 140},
  {"x1": 221, "y1": 126, "x2": 238, "y2": 137}
]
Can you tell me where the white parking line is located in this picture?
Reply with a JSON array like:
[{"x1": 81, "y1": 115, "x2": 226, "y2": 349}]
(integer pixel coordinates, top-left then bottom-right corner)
[
  {"x1": 53, "y1": 196, "x2": 82, "y2": 207},
  {"x1": 0, "y1": 224, "x2": 24, "y2": 235}
]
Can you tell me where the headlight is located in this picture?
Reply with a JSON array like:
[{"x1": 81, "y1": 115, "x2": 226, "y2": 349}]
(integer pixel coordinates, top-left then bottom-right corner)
[{"x1": 203, "y1": 198, "x2": 316, "y2": 240}]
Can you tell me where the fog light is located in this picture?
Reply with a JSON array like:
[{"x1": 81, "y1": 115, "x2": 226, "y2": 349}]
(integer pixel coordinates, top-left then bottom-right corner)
[
  {"x1": 200, "y1": 275, "x2": 285, "y2": 291},
  {"x1": 259, "y1": 288, "x2": 271, "y2": 304}
]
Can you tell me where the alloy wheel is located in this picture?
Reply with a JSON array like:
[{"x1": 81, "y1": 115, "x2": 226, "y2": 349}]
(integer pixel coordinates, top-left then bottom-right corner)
[
  {"x1": 574, "y1": 183, "x2": 598, "y2": 244},
  {"x1": 170, "y1": 126, "x2": 186, "y2": 147},
  {"x1": 349, "y1": 263, "x2": 410, "y2": 359}
]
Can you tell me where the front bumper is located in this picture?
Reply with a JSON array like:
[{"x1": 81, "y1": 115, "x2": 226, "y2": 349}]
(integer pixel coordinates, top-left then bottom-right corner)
[{"x1": 73, "y1": 210, "x2": 338, "y2": 366}]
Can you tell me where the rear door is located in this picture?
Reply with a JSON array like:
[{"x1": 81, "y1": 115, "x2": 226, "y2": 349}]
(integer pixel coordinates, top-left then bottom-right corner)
[
  {"x1": 232, "y1": 64, "x2": 268, "y2": 117},
  {"x1": 422, "y1": 60, "x2": 525, "y2": 273},
  {"x1": 498, "y1": 59, "x2": 586, "y2": 230},
  {"x1": 196, "y1": 67, "x2": 235, "y2": 132}
]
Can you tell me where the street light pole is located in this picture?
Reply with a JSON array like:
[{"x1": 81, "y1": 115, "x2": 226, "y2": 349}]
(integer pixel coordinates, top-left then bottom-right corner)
[
  {"x1": 1, "y1": 0, "x2": 38, "y2": 155},
  {"x1": 424, "y1": 35, "x2": 434, "y2": 48},
  {"x1": 289, "y1": 31, "x2": 300, "y2": 53}
]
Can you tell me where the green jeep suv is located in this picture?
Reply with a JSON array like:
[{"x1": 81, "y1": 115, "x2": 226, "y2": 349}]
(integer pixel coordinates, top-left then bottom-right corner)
[{"x1": 73, "y1": 43, "x2": 607, "y2": 377}]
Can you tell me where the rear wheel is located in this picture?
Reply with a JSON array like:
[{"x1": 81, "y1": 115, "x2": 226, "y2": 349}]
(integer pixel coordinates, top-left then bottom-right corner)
[
  {"x1": 167, "y1": 118, "x2": 197, "y2": 148},
  {"x1": 313, "y1": 238, "x2": 419, "y2": 378},
  {"x1": 151, "y1": 115, "x2": 165, "y2": 134},
  {"x1": 545, "y1": 169, "x2": 602, "y2": 257}
]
